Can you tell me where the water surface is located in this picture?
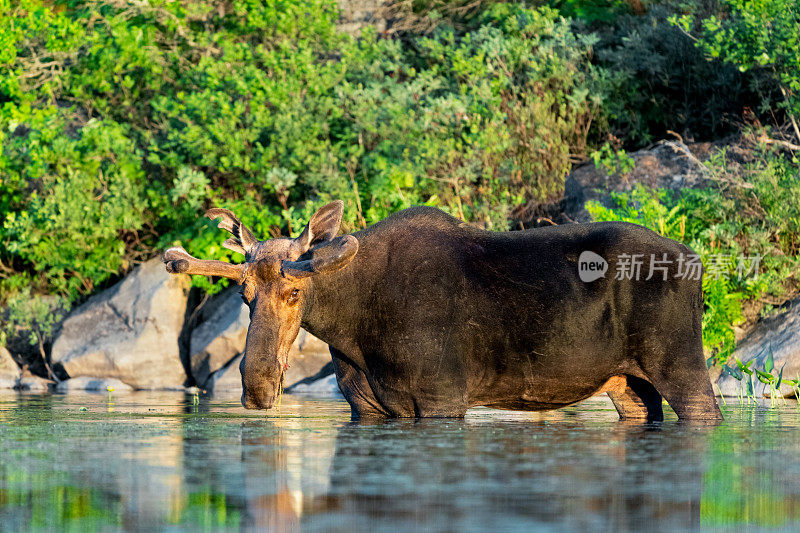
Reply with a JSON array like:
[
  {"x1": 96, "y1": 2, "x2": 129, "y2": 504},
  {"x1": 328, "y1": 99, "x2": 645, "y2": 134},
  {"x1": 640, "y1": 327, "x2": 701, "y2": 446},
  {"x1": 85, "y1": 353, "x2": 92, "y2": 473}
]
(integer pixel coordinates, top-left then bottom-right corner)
[{"x1": 1, "y1": 391, "x2": 799, "y2": 531}]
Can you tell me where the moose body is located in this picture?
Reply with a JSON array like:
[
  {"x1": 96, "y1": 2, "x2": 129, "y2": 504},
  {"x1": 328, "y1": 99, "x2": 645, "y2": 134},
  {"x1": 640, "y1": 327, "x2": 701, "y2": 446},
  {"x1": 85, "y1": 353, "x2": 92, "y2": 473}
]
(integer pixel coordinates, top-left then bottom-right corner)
[{"x1": 164, "y1": 202, "x2": 721, "y2": 421}]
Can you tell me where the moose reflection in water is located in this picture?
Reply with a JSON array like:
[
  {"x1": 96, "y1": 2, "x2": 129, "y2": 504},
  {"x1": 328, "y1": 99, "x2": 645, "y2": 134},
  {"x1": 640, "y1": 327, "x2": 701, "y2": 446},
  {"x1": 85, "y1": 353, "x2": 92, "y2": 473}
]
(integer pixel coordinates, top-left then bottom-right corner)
[
  {"x1": 2, "y1": 394, "x2": 800, "y2": 530},
  {"x1": 183, "y1": 414, "x2": 711, "y2": 531},
  {"x1": 301, "y1": 419, "x2": 708, "y2": 531},
  {"x1": 178, "y1": 400, "x2": 800, "y2": 531}
]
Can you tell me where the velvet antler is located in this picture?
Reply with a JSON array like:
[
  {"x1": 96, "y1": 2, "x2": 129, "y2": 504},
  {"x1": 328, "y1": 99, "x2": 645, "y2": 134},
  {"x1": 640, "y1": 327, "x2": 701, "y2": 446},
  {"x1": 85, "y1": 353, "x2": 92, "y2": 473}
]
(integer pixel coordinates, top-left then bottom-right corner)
[
  {"x1": 163, "y1": 246, "x2": 245, "y2": 281},
  {"x1": 205, "y1": 208, "x2": 259, "y2": 258}
]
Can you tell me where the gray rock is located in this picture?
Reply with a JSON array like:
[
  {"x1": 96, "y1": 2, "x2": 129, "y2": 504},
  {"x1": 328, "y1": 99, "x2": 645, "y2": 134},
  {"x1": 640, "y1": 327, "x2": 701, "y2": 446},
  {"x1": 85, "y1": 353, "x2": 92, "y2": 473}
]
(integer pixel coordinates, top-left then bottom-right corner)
[
  {"x1": 190, "y1": 288, "x2": 249, "y2": 387},
  {"x1": 51, "y1": 257, "x2": 190, "y2": 390},
  {"x1": 16, "y1": 376, "x2": 53, "y2": 392},
  {"x1": 206, "y1": 329, "x2": 333, "y2": 394},
  {"x1": 0, "y1": 346, "x2": 20, "y2": 387},
  {"x1": 288, "y1": 374, "x2": 341, "y2": 396},
  {"x1": 206, "y1": 354, "x2": 243, "y2": 393},
  {"x1": 717, "y1": 298, "x2": 800, "y2": 398},
  {"x1": 56, "y1": 377, "x2": 134, "y2": 393},
  {"x1": 566, "y1": 140, "x2": 719, "y2": 222}
]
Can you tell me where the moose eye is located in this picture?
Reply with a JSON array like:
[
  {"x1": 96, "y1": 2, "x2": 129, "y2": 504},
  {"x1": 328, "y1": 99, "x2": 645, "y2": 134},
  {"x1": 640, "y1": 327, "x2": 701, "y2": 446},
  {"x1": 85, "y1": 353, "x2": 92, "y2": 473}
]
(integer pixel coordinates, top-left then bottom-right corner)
[{"x1": 287, "y1": 288, "x2": 300, "y2": 304}]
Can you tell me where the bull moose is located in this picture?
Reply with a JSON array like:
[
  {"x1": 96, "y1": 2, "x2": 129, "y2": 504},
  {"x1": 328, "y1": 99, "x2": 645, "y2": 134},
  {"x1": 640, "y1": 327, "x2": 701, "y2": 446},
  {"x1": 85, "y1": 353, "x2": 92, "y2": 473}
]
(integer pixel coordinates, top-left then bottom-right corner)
[{"x1": 163, "y1": 201, "x2": 722, "y2": 421}]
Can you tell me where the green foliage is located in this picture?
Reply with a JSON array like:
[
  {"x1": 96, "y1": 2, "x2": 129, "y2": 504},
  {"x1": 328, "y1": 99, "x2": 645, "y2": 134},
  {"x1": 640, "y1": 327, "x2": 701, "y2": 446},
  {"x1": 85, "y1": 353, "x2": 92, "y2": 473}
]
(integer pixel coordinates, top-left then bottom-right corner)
[
  {"x1": 0, "y1": 290, "x2": 64, "y2": 354},
  {"x1": 587, "y1": 149, "x2": 800, "y2": 363},
  {"x1": 672, "y1": 0, "x2": 800, "y2": 121},
  {"x1": 547, "y1": 0, "x2": 634, "y2": 24},
  {"x1": 720, "y1": 352, "x2": 800, "y2": 404},
  {"x1": 333, "y1": 5, "x2": 600, "y2": 227},
  {"x1": 0, "y1": 0, "x2": 601, "y2": 345},
  {"x1": 586, "y1": 2, "x2": 761, "y2": 145},
  {"x1": 589, "y1": 143, "x2": 634, "y2": 176},
  {"x1": 2, "y1": 117, "x2": 148, "y2": 297}
]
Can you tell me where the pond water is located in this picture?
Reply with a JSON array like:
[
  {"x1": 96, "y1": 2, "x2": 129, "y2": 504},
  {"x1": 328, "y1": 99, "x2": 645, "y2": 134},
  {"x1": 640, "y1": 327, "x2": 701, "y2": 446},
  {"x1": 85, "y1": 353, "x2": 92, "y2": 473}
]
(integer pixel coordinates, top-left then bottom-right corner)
[{"x1": 1, "y1": 391, "x2": 799, "y2": 532}]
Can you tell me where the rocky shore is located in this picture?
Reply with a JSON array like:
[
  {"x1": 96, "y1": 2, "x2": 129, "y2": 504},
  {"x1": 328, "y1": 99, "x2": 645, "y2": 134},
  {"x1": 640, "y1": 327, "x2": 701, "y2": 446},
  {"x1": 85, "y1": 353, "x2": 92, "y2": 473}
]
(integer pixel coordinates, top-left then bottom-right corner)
[
  {"x1": 2, "y1": 138, "x2": 797, "y2": 400},
  {"x1": 0, "y1": 258, "x2": 339, "y2": 396}
]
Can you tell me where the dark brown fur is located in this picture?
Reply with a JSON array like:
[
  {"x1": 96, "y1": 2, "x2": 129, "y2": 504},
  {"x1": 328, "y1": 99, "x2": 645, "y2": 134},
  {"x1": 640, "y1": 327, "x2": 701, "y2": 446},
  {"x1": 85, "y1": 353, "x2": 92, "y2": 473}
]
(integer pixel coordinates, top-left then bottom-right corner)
[{"x1": 165, "y1": 203, "x2": 722, "y2": 421}]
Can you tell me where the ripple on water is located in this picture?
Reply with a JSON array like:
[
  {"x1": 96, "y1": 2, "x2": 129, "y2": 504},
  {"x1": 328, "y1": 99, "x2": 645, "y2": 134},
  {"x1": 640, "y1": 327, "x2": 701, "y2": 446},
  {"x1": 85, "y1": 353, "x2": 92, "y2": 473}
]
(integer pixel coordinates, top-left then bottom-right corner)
[{"x1": 0, "y1": 391, "x2": 799, "y2": 531}]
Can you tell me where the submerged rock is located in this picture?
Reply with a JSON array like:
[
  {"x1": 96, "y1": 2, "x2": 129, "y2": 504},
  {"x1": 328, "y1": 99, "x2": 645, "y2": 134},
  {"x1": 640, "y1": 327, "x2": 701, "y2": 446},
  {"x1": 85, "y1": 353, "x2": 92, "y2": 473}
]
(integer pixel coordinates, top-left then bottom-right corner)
[
  {"x1": 16, "y1": 375, "x2": 54, "y2": 392},
  {"x1": 51, "y1": 257, "x2": 190, "y2": 390},
  {"x1": 55, "y1": 377, "x2": 134, "y2": 393},
  {"x1": 717, "y1": 298, "x2": 800, "y2": 398}
]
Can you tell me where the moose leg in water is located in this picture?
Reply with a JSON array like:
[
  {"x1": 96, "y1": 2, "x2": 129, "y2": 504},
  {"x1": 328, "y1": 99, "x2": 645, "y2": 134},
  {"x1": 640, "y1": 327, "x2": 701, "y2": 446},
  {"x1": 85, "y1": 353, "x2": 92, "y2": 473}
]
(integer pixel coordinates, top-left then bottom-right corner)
[{"x1": 603, "y1": 375, "x2": 664, "y2": 422}]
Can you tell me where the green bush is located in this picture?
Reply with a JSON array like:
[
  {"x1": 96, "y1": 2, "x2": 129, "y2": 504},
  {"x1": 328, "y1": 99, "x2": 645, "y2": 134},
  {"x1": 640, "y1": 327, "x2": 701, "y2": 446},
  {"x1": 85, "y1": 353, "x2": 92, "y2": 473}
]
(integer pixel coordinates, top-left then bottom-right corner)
[
  {"x1": 547, "y1": 0, "x2": 635, "y2": 24},
  {"x1": 672, "y1": 0, "x2": 800, "y2": 127},
  {"x1": 587, "y1": 148, "x2": 800, "y2": 363},
  {"x1": 0, "y1": 0, "x2": 602, "y2": 346},
  {"x1": 585, "y1": 2, "x2": 763, "y2": 146}
]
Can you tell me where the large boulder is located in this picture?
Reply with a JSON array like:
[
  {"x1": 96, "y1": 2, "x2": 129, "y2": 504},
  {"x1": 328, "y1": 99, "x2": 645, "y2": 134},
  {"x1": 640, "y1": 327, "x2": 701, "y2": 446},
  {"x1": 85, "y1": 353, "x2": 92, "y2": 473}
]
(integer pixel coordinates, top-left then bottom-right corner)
[
  {"x1": 512, "y1": 139, "x2": 725, "y2": 227},
  {"x1": 51, "y1": 257, "x2": 190, "y2": 390},
  {"x1": 190, "y1": 288, "x2": 249, "y2": 387},
  {"x1": 206, "y1": 330, "x2": 333, "y2": 395},
  {"x1": 565, "y1": 140, "x2": 714, "y2": 222},
  {"x1": 716, "y1": 298, "x2": 800, "y2": 398},
  {"x1": 0, "y1": 346, "x2": 20, "y2": 389}
]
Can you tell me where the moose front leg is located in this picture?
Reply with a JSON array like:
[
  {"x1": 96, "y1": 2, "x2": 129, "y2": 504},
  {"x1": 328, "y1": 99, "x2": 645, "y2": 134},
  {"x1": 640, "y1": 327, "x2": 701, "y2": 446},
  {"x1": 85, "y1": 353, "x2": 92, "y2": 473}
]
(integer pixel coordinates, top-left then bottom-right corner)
[
  {"x1": 329, "y1": 347, "x2": 468, "y2": 418},
  {"x1": 329, "y1": 348, "x2": 390, "y2": 420}
]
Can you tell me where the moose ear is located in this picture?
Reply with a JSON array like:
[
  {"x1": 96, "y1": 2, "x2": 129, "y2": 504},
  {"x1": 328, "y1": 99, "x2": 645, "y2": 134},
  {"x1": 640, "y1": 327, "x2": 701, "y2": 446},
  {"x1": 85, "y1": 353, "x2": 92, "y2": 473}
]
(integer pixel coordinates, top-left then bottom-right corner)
[
  {"x1": 282, "y1": 235, "x2": 358, "y2": 280},
  {"x1": 294, "y1": 200, "x2": 345, "y2": 252}
]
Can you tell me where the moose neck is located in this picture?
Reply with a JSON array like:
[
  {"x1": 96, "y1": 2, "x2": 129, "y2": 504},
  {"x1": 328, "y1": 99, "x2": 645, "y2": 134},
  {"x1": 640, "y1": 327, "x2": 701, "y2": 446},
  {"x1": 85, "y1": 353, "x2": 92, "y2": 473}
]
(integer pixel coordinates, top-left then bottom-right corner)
[{"x1": 300, "y1": 257, "x2": 364, "y2": 360}]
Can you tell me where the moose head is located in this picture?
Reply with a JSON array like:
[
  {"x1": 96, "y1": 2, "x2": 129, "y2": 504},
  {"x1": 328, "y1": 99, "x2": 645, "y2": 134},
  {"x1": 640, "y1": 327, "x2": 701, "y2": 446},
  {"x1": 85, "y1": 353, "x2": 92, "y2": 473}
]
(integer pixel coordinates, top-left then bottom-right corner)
[{"x1": 163, "y1": 201, "x2": 358, "y2": 410}]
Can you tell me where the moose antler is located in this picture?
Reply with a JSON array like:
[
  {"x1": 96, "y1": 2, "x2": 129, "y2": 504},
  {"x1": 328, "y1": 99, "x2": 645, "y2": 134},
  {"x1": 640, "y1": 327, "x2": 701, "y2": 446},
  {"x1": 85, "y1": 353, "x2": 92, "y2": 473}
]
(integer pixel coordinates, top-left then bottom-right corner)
[
  {"x1": 205, "y1": 208, "x2": 259, "y2": 257},
  {"x1": 163, "y1": 247, "x2": 245, "y2": 281}
]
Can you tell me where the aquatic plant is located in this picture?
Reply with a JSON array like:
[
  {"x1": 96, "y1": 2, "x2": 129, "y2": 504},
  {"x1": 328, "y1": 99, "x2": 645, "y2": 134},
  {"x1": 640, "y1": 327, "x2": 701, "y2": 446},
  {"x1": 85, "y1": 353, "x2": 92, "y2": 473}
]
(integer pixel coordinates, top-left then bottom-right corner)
[{"x1": 719, "y1": 346, "x2": 800, "y2": 405}]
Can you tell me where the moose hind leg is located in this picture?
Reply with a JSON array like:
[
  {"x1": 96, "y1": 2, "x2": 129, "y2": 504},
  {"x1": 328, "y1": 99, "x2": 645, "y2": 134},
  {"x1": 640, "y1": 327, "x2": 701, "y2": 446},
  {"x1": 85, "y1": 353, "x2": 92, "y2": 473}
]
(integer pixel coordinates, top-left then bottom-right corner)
[{"x1": 606, "y1": 375, "x2": 664, "y2": 422}]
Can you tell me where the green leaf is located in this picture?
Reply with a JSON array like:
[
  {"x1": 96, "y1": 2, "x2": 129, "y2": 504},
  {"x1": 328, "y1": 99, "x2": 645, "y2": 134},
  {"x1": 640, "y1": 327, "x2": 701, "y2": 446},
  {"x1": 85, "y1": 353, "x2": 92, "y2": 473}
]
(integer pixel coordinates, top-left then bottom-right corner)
[{"x1": 764, "y1": 347, "x2": 774, "y2": 373}]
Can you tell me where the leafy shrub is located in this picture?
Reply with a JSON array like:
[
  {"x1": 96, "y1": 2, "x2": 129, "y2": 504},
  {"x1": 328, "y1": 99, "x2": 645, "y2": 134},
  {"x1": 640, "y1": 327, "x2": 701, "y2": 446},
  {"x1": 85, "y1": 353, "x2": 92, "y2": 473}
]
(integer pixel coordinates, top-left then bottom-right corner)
[
  {"x1": 2, "y1": 117, "x2": 148, "y2": 297},
  {"x1": 333, "y1": 5, "x2": 601, "y2": 227},
  {"x1": 547, "y1": 0, "x2": 636, "y2": 24},
  {"x1": 586, "y1": 2, "x2": 762, "y2": 146},
  {"x1": 672, "y1": 0, "x2": 800, "y2": 128},
  {"x1": 0, "y1": 0, "x2": 602, "y2": 348},
  {"x1": 588, "y1": 148, "x2": 800, "y2": 363}
]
